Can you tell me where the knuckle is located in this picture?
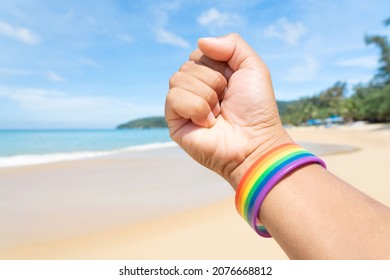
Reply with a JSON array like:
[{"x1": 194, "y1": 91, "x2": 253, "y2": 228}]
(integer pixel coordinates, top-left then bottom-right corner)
[
  {"x1": 168, "y1": 74, "x2": 176, "y2": 88},
  {"x1": 189, "y1": 49, "x2": 201, "y2": 61},
  {"x1": 230, "y1": 32, "x2": 241, "y2": 41},
  {"x1": 166, "y1": 88, "x2": 178, "y2": 104},
  {"x1": 179, "y1": 61, "x2": 192, "y2": 72},
  {"x1": 169, "y1": 92, "x2": 180, "y2": 113},
  {"x1": 261, "y1": 63, "x2": 271, "y2": 78},
  {"x1": 195, "y1": 98, "x2": 208, "y2": 115},
  {"x1": 165, "y1": 93, "x2": 173, "y2": 107},
  {"x1": 169, "y1": 72, "x2": 181, "y2": 88},
  {"x1": 203, "y1": 88, "x2": 216, "y2": 104},
  {"x1": 212, "y1": 74, "x2": 227, "y2": 92}
]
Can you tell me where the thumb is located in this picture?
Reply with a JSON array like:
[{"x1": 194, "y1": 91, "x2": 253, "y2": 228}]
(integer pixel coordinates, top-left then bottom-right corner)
[{"x1": 198, "y1": 33, "x2": 264, "y2": 72}]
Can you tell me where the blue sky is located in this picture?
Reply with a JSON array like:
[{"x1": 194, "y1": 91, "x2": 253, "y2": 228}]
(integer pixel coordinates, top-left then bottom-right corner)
[{"x1": 0, "y1": 0, "x2": 389, "y2": 129}]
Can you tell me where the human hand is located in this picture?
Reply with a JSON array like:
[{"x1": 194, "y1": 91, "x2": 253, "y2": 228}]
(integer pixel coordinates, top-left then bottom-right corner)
[{"x1": 165, "y1": 33, "x2": 292, "y2": 189}]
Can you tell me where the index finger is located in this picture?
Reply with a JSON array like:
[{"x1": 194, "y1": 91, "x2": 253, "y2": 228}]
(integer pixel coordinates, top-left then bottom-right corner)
[{"x1": 189, "y1": 49, "x2": 234, "y2": 81}]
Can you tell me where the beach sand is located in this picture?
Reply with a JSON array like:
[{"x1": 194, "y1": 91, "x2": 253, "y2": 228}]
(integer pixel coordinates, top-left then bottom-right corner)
[{"x1": 0, "y1": 124, "x2": 389, "y2": 259}]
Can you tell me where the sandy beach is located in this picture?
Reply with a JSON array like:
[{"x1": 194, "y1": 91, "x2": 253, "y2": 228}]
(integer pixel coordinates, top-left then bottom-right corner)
[{"x1": 0, "y1": 124, "x2": 389, "y2": 259}]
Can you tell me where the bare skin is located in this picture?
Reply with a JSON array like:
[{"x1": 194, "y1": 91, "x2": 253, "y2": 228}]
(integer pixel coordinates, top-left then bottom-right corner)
[{"x1": 165, "y1": 33, "x2": 390, "y2": 259}]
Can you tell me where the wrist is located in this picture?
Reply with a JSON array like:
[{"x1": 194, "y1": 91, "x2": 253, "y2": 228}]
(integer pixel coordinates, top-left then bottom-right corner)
[
  {"x1": 233, "y1": 140, "x2": 327, "y2": 238},
  {"x1": 228, "y1": 128, "x2": 294, "y2": 190}
]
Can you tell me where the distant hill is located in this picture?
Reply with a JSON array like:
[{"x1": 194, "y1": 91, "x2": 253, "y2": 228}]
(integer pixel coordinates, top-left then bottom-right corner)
[
  {"x1": 117, "y1": 116, "x2": 167, "y2": 129},
  {"x1": 117, "y1": 101, "x2": 292, "y2": 129}
]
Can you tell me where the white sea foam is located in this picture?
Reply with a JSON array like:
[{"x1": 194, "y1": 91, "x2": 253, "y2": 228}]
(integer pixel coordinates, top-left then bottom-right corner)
[{"x1": 0, "y1": 141, "x2": 178, "y2": 168}]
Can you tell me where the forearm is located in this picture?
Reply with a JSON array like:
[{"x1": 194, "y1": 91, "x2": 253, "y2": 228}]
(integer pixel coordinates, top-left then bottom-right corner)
[
  {"x1": 228, "y1": 127, "x2": 390, "y2": 259},
  {"x1": 259, "y1": 163, "x2": 390, "y2": 259}
]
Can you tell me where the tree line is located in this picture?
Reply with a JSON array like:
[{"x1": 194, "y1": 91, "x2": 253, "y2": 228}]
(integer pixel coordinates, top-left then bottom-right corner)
[{"x1": 280, "y1": 18, "x2": 390, "y2": 125}]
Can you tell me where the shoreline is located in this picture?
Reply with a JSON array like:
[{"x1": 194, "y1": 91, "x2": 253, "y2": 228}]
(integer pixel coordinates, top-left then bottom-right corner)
[
  {"x1": 1, "y1": 124, "x2": 389, "y2": 259},
  {"x1": 0, "y1": 141, "x2": 177, "y2": 169}
]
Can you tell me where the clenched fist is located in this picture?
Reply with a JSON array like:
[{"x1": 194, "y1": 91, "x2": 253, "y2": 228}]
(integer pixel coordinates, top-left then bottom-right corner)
[{"x1": 165, "y1": 34, "x2": 292, "y2": 189}]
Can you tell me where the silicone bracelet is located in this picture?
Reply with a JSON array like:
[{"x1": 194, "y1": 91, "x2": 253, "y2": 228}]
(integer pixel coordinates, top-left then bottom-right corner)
[{"x1": 235, "y1": 143, "x2": 326, "y2": 237}]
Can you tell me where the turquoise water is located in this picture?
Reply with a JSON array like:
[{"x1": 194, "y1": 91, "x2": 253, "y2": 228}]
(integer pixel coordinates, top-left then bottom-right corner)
[{"x1": 0, "y1": 129, "x2": 173, "y2": 167}]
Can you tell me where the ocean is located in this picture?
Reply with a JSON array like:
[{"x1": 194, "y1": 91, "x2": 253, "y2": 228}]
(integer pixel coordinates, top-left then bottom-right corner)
[
  {"x1": 0, "y1": 129, "x2": 174, "y2": 168},
  {"x1": 0, "y1": 129, "x2": 356, "y2": 169}
]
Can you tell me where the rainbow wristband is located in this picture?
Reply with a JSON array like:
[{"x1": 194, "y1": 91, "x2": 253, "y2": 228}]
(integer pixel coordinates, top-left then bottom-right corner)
[{"x1": 235, "y1": 143, "x2": 326, "y2": 237}]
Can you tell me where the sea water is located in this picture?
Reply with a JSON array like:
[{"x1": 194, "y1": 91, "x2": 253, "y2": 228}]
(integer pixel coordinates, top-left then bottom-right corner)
[
  {"x1": 0, "y1": 129, "x2": 174, "y2": 168},
  {"x1": 0, "y1": 129, "x2": 357, "y2": 169}
]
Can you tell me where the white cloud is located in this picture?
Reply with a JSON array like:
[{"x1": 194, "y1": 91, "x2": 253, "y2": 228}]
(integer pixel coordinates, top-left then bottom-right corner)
[
  {"x1": 118, "y1": 33, "x2": 134, "y2": 44},
  {"x1": 3, "y1": 88, "x2": 65, "y2": 101},
  {"x1": 338, "y1": 55, "x2": 378, "y2": 69},
  {"x1": 0, "y1": 87, "x2": 163, "y2": 127},
  {"x1": 6, "y1": 88, "x2": 111, "y2": 111},
  {"x1": 155, "y1": 28, "x2": 190, "y2": 48},
  {"x1": 197, "y1": 8, "x2": 243, "y2": 30},
  {"x1": 264, "y1": 18, "x2": 306, "y2": 46},
  {"x1": 285, "y1": 56, "x2": 319, "y2": 82},
  {"x1": 151, "y1": 1, "x2": 190, "y2": 48},
  {"x1": 0, "y1": 68, "x2": 32, "y2": 78},
  {"x1": 79, "y1": 58, "x2": 99, "y2": 68},
  {"x1": 152, "y1": 1, "x2": 181, "y2": 24},
  {"x1": 46, "y1": 71, "x2": 65, "y2": 82},
  {"x1": 0, "y1": 21, "x2": 40, "y2": 45}
]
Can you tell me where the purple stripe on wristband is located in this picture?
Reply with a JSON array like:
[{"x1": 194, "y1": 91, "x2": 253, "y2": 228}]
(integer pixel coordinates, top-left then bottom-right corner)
[{"x1": 251, "y1": 156, "x2": 326, "y2": 237}]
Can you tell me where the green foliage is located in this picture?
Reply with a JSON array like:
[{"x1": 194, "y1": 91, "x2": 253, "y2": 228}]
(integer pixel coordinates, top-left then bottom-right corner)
[
  {"x1": 349, "y1": 84, "x2": 390, "y2": 122},
  {"x1": 365, "y1": 35, "x2": 390, "y2": 85},
  {"x1": 117, "y1": 116, "x2": 167, "y2": 129},
  {"x1": 276, "y1": 101, "x2": 290, "y2": 116},
  {"x1": 281, "y1": 82, "x2": 347, "y2": 125},
  {"x1": 365, "y1": 16, "x2": 390, "y2": 85},
  {"x1": 351, "y1": 17, "x2": 390, "y2": 122},
  {"x1": 281, "y1": 18, "x2": 390, "y2": 125}
]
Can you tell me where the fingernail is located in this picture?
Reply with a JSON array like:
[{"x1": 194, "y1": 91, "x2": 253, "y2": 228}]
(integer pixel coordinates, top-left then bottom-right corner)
[
  {"x1": 206, "y1": 112, "x2": 216, "y2": 127},
  {"x1": 212, "y1": 103, "x2": 221, "y2": 117}
]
